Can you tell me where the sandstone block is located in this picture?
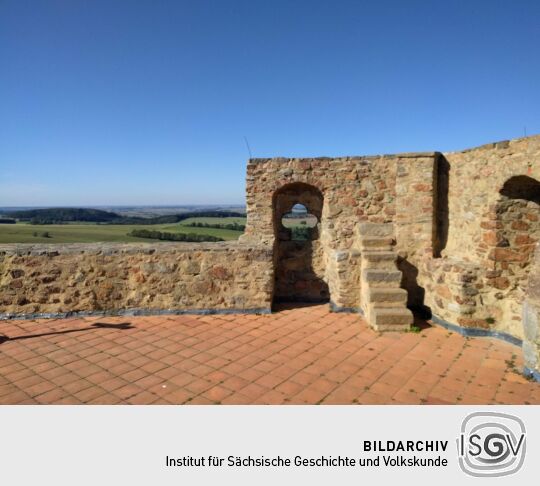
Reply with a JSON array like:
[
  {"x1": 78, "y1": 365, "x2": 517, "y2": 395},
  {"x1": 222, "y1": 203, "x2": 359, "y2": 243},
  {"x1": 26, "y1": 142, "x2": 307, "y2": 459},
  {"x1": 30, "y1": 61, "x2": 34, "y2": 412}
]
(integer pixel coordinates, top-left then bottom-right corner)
[
  {"x1": 489, "y1": 248, "x2": 527, "y2": 262},
  {"x1": 371, "y1": 307, "x2": 413, "y2": 331},
  {"x1": 358, "y1": 223, "x2": 394, "y2": 237},
  {"x1": 511, "y1": 220, "x2": 530, "y2": 231},
  {"x1": 362, "y1": 269, "x2": 402, "y2": 287},
  {"x1": 361, "y1": 251, "x2": 397, "y2": 268},
  {"x1": 367, "y1": 287, "x2": 407, "y2": 304},
  {"x1": 359, "y1": 236, "x2": 393, "y2": 250}
]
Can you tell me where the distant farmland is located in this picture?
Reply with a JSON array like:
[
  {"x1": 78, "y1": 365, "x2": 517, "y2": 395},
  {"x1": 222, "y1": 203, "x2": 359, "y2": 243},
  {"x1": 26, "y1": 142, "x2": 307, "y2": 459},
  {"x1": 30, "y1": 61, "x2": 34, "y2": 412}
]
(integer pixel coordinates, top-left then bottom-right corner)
[
  {"x1": 0, "y1": 217, "x2": 246, "y2": 244},
  {"x1": 179, "y1": 216, "x2": 247, "y2": 225},
  {"x1": 281, "y1": 214, "x2": 317, "y2": 228}
]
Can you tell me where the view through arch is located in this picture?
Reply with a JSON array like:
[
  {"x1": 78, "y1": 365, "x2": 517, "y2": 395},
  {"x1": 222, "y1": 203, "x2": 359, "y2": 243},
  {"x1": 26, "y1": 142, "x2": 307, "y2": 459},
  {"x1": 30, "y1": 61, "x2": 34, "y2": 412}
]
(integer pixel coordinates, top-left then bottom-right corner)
[
  {"x1": 272, "y1": 183, "x2": 329, "y2": 305},
  {"x1": 280, "y1": 203, "x2": 318, "y2": 241}
]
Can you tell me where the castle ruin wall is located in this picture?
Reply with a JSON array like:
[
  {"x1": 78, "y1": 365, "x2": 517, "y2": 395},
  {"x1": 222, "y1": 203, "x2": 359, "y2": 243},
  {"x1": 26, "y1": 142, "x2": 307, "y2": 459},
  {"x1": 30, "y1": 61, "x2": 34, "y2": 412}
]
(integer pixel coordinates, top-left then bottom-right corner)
[
  {"x1": 0, "y1": 243, "x2": 273, "y2": 318},
  {"x1": 1, "y1": 135, "x2": 539, "y2": 350}
]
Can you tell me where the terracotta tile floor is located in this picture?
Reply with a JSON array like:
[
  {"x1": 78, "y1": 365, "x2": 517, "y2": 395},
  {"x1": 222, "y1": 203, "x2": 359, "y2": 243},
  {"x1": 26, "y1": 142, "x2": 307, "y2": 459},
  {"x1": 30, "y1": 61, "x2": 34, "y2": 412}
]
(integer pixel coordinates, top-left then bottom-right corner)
[{"x1": 1, "y1": 304, "x2": 539, "y2": 405}]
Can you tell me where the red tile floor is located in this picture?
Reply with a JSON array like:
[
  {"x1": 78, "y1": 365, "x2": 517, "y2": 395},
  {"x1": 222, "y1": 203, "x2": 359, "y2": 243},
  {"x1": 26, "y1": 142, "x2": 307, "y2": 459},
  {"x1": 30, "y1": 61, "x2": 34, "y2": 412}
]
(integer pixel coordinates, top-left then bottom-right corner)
[{"x1": 0, "y1": 304, "x2": 538, "y2": 405}]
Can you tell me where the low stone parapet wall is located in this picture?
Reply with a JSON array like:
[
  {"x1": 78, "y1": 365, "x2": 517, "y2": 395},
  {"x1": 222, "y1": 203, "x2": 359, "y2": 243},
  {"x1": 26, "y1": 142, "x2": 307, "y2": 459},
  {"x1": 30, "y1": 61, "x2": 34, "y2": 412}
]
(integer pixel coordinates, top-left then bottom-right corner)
[
  {"x1": 418, "y1": 255, "x2": 525, "y2": 341},
  {"x1": 0, "y1": 242, "x2": 274, "y2": 318}
]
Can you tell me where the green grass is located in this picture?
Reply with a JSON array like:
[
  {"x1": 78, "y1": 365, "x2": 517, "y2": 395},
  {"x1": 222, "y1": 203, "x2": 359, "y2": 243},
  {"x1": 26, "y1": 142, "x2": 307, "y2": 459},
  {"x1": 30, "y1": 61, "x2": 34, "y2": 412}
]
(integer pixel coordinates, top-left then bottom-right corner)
[
  {"x1": 179, "y1": 216, "x2": 246, "y2": 225},
  {"x1": 281, "y1": 215, "x2": 317, "y2": 228},
  {"x1": 0, "y1": 217, "x2": 246, "y2": 244}
]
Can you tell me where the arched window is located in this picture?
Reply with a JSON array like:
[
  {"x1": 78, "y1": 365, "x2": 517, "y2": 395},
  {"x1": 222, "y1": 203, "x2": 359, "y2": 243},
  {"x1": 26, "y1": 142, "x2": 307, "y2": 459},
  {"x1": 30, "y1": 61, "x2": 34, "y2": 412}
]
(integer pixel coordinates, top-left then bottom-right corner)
[
  {"x1": 500, "y1": 175, "x2": 540, "y2": 204},
  {"x1": 272, "y1": 182, "x2": 328, "y2": 304},
  {"x1": 280, "y1": 203, "x2": 318, "y2": 241}
]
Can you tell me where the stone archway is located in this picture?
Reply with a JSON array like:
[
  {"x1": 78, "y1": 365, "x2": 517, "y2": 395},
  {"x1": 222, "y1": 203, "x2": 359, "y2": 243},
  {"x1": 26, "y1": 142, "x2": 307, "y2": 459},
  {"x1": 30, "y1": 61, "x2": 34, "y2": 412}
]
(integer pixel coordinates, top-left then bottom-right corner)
[
  {"x1": 480, "y1": 176, "x2": 540, "y2": 328},
  {"x1": 272, "y1": 182, "x2": 329, "y2": 304},
  {"x1": 490, "y1": 177, "x2": 540, "y2": 290}
]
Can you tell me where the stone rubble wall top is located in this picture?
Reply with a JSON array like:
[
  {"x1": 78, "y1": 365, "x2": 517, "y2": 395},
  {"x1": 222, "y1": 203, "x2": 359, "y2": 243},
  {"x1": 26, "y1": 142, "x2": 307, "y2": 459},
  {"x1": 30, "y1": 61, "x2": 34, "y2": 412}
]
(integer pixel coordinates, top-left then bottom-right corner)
[
  {"x1": 247, "y1": 133, "x2": 539, "y2": 165},
  {"x1": 0, "y1": 241, "x2": 271, "y2": 256},
  {"x1": 443, "y1": 133, "x2": 540, "y2": 155},
  {"x1": 248, "y1": 152, "x2": 438, "y2": 164}
]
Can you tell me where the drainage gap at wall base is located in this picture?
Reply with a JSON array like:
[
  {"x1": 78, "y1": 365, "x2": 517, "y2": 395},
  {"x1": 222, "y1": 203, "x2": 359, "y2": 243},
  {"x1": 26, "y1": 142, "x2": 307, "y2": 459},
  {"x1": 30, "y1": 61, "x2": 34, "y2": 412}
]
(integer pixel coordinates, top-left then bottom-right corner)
[
  {"x1": 430, "y1": 314, "x2": 522, "y2": 347},
  {"x1": 523, "y1": 366, "x2": 540, "y2": 383},
  {"x1": 0, "y1": 307, "x2": 272, "y2": 321}
]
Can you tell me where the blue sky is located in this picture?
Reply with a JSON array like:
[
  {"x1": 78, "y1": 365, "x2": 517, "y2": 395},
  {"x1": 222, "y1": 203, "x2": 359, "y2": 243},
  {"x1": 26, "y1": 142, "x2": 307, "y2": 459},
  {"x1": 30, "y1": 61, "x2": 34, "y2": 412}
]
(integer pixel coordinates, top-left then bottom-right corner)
[{"x1": 1, "y1": 0, "x2": 539, "y2": 206}]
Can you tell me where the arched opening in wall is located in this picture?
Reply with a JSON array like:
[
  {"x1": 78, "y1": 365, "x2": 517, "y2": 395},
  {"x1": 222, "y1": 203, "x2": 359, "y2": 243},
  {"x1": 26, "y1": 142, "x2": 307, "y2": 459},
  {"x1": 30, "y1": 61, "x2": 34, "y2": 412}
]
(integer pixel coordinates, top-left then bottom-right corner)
[
  {"x1": 500, "y1": 176, "x2": 540, "y2": 204},
  {"x1": 281, "y1": 204, "x2": 318, "y2": 241},
  {"x1": 485, "y1": 175, "x2": 540, "y2": 299},
  {"x1": 272, "y1": 183, "x2": 329, "y2": 305}
]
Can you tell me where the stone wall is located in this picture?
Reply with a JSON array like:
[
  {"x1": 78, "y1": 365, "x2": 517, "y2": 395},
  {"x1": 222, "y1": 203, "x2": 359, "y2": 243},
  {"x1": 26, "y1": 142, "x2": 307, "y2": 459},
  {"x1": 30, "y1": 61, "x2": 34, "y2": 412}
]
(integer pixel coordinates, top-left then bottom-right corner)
[
  {"x1": 272, "y1": 182, "x2": 328, "y2": 302},
  {"x1": 241, "y1": 153, "x2": 437, "y2": 310},
  {"x1": 443, "y1": 137, "x2": 540, "y2": 263},
  {"x1": 1, "y1": 135, "x2": 539, "y2": 345},
  {"x1": 242, "y1": 155, "x2": 399, "y2": 247},
  {"x1": 0, "y1": 242, "x2": 273, "y2": 317},
  {"x1": 414, "y1": 136, "x2": 540, "y2": 338},
  {"x1": 274, "y1": 241, "x2": 329, "y2": 303},
  {"x1": 394, "y1": 153, "x2": 438, "y2": 261}
]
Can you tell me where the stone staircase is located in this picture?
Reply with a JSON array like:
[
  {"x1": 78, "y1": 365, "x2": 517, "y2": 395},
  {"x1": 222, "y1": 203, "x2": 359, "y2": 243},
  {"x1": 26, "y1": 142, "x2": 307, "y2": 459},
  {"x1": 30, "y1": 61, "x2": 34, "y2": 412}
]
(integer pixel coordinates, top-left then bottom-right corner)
[{"x1": 358, "y1": 223, "x2": 413, "y2": 331}]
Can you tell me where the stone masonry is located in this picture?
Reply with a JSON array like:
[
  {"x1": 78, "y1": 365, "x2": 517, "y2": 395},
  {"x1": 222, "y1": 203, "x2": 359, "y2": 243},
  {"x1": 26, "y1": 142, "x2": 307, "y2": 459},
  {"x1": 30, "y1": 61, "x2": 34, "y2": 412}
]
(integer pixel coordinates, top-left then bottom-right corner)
[
  {"x1": 358, "y1": 223, "x2": 412, "y2": 331},
  {"x1": 1, "y1": 135, "x2": 539, "y2": 376},
  {"x1": 0, "y1": 243, "x2": 273, "y2": 317}
]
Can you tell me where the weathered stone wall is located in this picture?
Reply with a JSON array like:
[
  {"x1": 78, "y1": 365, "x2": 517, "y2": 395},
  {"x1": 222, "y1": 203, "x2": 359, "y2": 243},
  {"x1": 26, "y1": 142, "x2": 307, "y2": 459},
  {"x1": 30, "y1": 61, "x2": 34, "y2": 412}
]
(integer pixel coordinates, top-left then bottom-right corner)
[
  {"x1": 274, "y1": 241, "x2": 329, "y2": 302},
  {"x1": 242, "y1": 156, "x2": 399, "y2": 247},
  {"x1": 0, "y1": 242, "x2": 273, "y2": 317},
  {"x1": 1, "y1": 135, "x2": 538, "y2": 344},
  {"x1": 394, "y1": 153, "x2": 438, "y2": 261},
  {"x1": 414, "y1": 136, "x2": 540, "y2": 338},
  {"x1": 241, "y1": 153, "x2": 437, "y2": 310},
  {"x1": 242, "y1": 155, "x2": 394, "y2": 309},
  {"x1": 272, "y1": 182, "x2": 328, "y2": 302},
  {"x1": 443, "y1": 137, "x2": 540, "y2": 262}
]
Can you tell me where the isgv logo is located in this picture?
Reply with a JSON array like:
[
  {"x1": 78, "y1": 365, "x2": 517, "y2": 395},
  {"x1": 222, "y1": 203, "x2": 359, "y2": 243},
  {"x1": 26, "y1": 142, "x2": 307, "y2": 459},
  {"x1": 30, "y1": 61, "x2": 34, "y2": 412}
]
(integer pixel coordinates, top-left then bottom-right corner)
[{"x1": 457, "y1": 412, "x2": 526, "y2": 477}]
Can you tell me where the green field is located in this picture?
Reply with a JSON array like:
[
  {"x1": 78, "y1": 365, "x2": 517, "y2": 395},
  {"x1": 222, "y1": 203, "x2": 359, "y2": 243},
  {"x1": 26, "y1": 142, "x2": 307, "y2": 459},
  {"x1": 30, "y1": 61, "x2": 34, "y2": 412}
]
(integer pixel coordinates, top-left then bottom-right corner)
[
  {"x1": 0, "y1": 217, "x2": 247, "y2": 243},
  {"x1": 281, "y1": 215, "x2": 317, "y2": 228},
  {"x1": 179, "y1": 216, "x2": 247, "y2": 225}
]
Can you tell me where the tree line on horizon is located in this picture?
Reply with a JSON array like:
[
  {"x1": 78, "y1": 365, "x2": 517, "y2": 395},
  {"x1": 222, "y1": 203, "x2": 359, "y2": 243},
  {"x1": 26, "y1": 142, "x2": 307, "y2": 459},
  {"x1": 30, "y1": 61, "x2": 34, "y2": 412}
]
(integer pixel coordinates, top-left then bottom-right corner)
[
  {"x1": 128, "y1": 229, "x2": 224, "y2": 242},
  {"x1": 184, "y1": 221, "x2": 246, "y2": 231},
  {"x1": 5, "y1": 207, "x2": 245, "y2": 225}
]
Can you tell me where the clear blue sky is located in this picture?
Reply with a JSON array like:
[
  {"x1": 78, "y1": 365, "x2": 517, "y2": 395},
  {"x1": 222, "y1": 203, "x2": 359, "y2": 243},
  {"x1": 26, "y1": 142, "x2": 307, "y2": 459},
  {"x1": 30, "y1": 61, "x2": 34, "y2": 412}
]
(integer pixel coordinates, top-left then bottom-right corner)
[{"x1": 1, "y1": 0, "x2": 539, "y2": 206}]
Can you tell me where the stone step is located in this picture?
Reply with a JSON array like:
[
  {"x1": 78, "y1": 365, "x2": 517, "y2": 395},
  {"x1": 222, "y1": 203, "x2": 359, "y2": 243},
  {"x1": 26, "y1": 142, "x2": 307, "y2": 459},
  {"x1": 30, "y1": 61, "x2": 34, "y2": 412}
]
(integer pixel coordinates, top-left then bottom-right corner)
[
  {"x1": 362, "y1": 251, "x2": 397, "y2": 268},
  {"x1": 367, "y1": 287, "x2": 408, "y2": 305},
  {"x1": 358, "y1": 223, "x2": 394, "y2": 238},
  {"x1": 362, "y1": 269, "x2": 402, "y2": 287},
  {"x1": 358, "y1": 236, "x2": 393, "y2": 251},
  {"x1": 370, "y1": 307, "x2": 413, "y2": 331}
]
